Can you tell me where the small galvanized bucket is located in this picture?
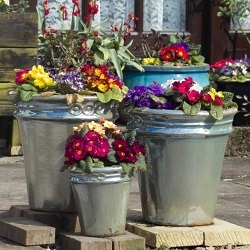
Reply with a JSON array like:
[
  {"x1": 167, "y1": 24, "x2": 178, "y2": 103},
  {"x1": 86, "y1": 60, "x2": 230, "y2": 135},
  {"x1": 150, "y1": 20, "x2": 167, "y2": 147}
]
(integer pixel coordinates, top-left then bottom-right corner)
[{"x1": 70, "y1": 166, "x2": 132, "y2": 237}]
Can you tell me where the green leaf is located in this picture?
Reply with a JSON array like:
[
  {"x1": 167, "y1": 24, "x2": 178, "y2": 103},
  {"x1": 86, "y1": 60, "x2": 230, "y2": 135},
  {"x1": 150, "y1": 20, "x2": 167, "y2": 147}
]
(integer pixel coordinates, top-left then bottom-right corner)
[
  {"x1": 96, "y1": 90, "x2": 112, "y2": 103},
  {"x1": 107, "y1": 150, "x2": 119, "y2": 163},
  {"x1": 210, "y1": 105, "x2": 223, "y2": 120},
  {"x1": 121, "y1": 162, "x2": 135, "y2": 177},
  {"x1": 109, "y1": 48, "x2": 123, "y2": 79},
  {"x1": 19, "y1": 89, "x2": 36, "y2": 101},
  {"x1": 137, "y1": 154, "x2": 147, "y2": 172},
  {"x1": 79, "y1": 124, "x2": 89, "y2": 137},
  {"x1": 80, "y1": 160, "x2": 87, "y2": 171},
  {"x1": 183, "y1": 101, "x2": 201, "y2": 115},
  {"x1": 85, "y1": 155, "x2": 93, "y2": 173},
  {"x1": 149, "y1": 94, "x2": 167, "y2": 104},
  {"x1": 222, "y1": 91, "x2": 234, "y2": 102}
]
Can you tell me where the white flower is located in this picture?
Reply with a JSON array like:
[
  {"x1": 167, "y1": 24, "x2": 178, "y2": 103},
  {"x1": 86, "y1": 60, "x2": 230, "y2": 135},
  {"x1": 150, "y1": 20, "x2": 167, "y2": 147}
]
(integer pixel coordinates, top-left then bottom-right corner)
[
  {"x1": 190, "y1": 82, "x2": 203, "y2": 93},
  {"x1": 161, "y1": 79, "x2": 176, "y2": 91}
]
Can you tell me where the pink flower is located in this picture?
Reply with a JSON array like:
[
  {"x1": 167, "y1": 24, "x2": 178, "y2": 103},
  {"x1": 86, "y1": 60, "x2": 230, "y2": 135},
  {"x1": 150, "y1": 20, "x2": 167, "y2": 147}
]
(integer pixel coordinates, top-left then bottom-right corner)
[{"x1": 187, "y1": 90, "x2": 201, "y2": 103}]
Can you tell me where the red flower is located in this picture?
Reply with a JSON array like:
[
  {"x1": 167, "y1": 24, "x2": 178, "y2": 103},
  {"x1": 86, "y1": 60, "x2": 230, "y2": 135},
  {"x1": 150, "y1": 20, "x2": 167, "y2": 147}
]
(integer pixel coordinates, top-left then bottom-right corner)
[
  {"x1": 60, "y1": 5, "x2": 68, "y2": 20},
  {"x1": 202, "y1": 93, "x2": 213, "y2": 103},
  {"x1": 159, "y1": 47, "x2": 174, "y2": 62},
  {"x1": 214, "y1": 96, "x2": 223, "y2": 106},
  {"x1": 172, "y1": 45, "x2": 189, "y2": 61},
  {"x1": 187, "y1": 90, "x2": 200, "y2": 103},
  {"x1": 210, "y1": 59, "x2": 234, "y2": 70},
  {"x1": 15, "y1": 69, "x2": 29, "y2": 85},
  {"x1": 172, "y1": 78, "x2": 193, "y2": 95},
  {"x1": 131, "y1": 142, "x2": 145, "y2": 155}
]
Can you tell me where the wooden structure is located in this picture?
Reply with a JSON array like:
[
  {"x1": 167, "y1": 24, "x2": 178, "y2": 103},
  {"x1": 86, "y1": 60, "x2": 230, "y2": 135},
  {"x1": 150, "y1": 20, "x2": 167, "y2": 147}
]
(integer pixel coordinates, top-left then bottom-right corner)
[{"x1": 0, "y1": 12, "x2": 37, "y2": 155}]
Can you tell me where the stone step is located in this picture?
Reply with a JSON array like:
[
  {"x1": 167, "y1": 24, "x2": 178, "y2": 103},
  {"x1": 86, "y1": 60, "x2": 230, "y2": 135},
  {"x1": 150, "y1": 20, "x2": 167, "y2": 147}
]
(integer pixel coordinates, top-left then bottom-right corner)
[{"x1": 0, "y1": 217, "x2": 55, "y2": 246}]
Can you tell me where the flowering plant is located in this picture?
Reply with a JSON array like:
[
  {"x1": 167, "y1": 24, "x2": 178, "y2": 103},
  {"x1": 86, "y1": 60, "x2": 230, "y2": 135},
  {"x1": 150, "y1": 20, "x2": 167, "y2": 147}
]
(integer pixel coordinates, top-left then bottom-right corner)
[
  {"x1": 37, "y1": 0, "x2": 143, "y2": 80},
  {"x1": 123, "y1": 77, "x2": 237, "y2": 120},
  {"x1": 14, "y1": 64, "x2": 128, "y2": 104},
  {"x1": 62, "y1": 119, "x2": 147, "y2": 176},
  {"x1": 134, "y1": 32, "x2": 205, "y2": 66},
  {"x1": 210, "y1": 58, "x2": 250, "y2": 82}
]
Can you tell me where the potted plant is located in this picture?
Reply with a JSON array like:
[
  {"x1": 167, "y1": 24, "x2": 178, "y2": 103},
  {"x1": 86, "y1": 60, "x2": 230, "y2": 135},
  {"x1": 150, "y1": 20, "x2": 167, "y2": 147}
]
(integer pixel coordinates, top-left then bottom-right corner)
[
  {"x1": 210, "y1": 58, "x2": 250, "y2": 125},
  {"x1": 12, "y1": 0, "x2": 143, "y2": 212},
  {"x1": 62, "y1": 119, "x2": 146, "y2": 237},
  {"x1": 123, "y1": 77, "x2": 237, "y2": 226},
  {"x1": 123, "y1": 31, "x2": 210, "y2": 89}
]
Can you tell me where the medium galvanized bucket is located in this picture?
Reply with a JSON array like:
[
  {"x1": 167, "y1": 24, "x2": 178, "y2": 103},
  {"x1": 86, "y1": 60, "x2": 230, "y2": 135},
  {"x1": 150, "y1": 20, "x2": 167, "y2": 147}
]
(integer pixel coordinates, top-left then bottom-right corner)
[
  {"x1": 127, "y1": 108, "x2": 237, "y2": 226},
  {"x1": 14, "y1": 95, "x2": 119, "y2": 212},
  {"x1": 70, "y1": 166, "x2": 132, "y2": 237}
]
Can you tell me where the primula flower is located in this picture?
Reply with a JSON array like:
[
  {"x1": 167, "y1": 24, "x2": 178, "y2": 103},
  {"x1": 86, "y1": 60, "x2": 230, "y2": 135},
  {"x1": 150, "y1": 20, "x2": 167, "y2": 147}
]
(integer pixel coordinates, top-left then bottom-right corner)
[
  {"x1": 142, "y1": 58, "x2": 162, "y2": 65},
  {"x1": 15, "y1": 69, "x2": 30, "y2": 85},
  {"x1": 159, "y1": 47, "x2": 174, "y2": 62},
  {"x1": 187, "y1": 90, "x2": 200, "y2": 103},
  {"x1": 172, "y1": 77, "x2": 193, "y2": 95},
  {"x1": 64, "y1": 119, "x2": 146, "y2": 173}
]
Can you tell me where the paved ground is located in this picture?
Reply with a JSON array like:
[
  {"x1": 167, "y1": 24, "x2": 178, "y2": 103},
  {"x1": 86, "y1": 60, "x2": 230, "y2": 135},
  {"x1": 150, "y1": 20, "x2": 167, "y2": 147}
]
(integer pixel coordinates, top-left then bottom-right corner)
[{"x1": 0, "y1": 156, "x2": 249, "y2": 249}]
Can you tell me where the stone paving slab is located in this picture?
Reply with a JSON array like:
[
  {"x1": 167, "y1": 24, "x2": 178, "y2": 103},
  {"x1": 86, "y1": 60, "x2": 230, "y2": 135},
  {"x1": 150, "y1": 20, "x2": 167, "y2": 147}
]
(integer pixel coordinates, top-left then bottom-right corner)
[
  {"x1": 0, "y1": 217, "x2": 55, "y2": 246},
  {"x1": 126, "y1": 218, "x2": 250, "y2": 249}
]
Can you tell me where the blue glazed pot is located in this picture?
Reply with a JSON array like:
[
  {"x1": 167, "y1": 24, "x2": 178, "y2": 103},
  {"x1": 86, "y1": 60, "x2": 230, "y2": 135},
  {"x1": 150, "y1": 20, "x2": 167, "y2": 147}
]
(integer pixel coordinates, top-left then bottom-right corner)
[{"x1": 123, "y1": 64, "x2": 210, "y2": 89}]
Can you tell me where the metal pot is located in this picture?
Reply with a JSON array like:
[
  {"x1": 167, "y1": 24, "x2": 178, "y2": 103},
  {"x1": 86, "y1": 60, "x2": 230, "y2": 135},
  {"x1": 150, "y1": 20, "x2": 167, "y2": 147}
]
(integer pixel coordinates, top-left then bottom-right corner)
[
  {"x1": 71, "y1": 166, "x2": 132, "y2": 237},
  {"x1": 128, "y1": 108, "x2": 237, "y2": 226},
  {"x1": 14, "y1": 94, "x2": 119, "y2": 212}
]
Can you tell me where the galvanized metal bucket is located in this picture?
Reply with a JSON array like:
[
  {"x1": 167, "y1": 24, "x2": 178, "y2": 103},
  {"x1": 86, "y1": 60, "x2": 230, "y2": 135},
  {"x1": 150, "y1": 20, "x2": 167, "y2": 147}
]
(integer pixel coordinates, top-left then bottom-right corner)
[
  {"x1": 127, "y1": 108, "x2": 237, "y2": 226},
  {"x1": 14, "y1": 95, "x2": 119, "y2": 212},
  {"x1": 70, "y1": 166, "x2": 132, "y2": 237}
]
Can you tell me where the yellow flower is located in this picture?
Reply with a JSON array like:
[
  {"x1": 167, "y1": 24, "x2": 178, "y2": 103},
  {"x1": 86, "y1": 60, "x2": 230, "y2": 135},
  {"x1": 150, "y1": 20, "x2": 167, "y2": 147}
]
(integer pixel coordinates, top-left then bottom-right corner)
[
  {"x1": 97, "y1": 83, "x2": 109, "y2": 92},
  {"x1": 87, "y1": 121, "x2": 105, "y2": 134},
  {"x1": 94, "y1": 68, "x2": 102, "y2": 77},
  {"x1": 142, "y1": 57, "x2": 162, "y2": 65},
  {"x1": 208, "y1": 88, "x2": 224, "y2": 100},
  {"x1": 103, "y1": 120, "x2": 117, "y2": 129}
]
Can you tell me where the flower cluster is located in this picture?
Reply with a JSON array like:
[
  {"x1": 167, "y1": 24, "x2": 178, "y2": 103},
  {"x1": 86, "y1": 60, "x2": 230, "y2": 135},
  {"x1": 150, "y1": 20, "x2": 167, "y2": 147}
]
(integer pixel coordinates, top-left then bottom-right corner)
[
  {"x1": 15, "y1": 64, "x2": 128, "y2": 103},
  {"x1": 135, "y1": 32, "x2": 205, "y2": 66},
  {"x1": 158, "y1": 42, "x2": 189, "y2": 63},
  {"x1": 210, "y1": 58, "x2": 250, "y2": 82},
  {"x1": 124, "y1": 77, "x2": 237, "y2": 120},
  {"x1": 15, "y1": 65, "x2": 54, "y2": 91},
  {"x1": 63, "y1": 119, "x2": 147, "y2": 175}
]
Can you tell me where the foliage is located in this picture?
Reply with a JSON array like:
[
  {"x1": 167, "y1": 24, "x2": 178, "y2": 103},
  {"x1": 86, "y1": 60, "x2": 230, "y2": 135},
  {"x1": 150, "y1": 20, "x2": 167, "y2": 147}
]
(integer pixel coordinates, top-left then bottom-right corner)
[
  {"x1": 123, "y1": 77, "x2": 237, "y2": 120},
  {"x1": 14, "y1": 64, "x2": 128, "y2": 103},
  {"x1": 61, "y1": 119, "x2": 147, "y2": 176},
  {"x1": 0, "y1": 0, "x2": 29, "y2": 13},
  {"x1": 37, "y1": 0, "x2": 144, "y2": 81},
  {"x1": 217, "y1": 0, "x2": 250, "y2": 47},
  {"x1": 133, "y1": 31, "x2": 205, "y2": 66},
  {"x1": 210, "y1": 58, "x2": 250, "y2": 82}
]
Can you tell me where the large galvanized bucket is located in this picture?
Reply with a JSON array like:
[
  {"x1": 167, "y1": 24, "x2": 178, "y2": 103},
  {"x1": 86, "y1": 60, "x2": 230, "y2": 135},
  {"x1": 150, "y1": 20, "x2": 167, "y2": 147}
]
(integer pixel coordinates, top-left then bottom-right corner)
[
  {"x1": 70, "y1": 166, "x2": 132, "y2": 237},
  {"x1": 14, "y1": 95, "x2": 119, "y2": 212},
  {"x1": 127, "y1": 108, "x2": 237, "y2": 226}
]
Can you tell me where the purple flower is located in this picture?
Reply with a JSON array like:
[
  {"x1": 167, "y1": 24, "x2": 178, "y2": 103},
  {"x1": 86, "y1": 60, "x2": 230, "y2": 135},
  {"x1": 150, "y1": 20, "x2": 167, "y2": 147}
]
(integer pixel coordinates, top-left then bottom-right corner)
[
  {"x1": 148, "y1": 84, "x2": 164, "y2": 96},
  {"x1": 172, "y1": 42, "x2": 189, "y2": 52},
  {"x1": 52, "y1": 71, "x2": 86, "y2": 92}
]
